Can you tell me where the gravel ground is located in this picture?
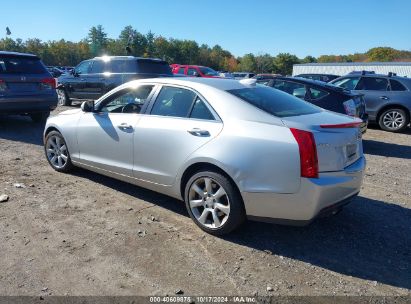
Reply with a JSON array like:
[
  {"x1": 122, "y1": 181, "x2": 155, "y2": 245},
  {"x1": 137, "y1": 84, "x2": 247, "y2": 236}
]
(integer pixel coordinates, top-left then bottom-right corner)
[{"x1": 0, "y1": 106, "x2": 410, "y2": 297}]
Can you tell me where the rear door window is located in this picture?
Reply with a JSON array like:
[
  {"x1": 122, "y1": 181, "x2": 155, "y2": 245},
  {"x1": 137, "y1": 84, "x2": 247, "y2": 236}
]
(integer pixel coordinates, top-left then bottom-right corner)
[
  {"x1": 189, "y1": 97, "x2": 215, "y2": 120},
  {"x1": 332, "y1": 77, "x2": 360, "y2": 90},
  {"x1": 90, "y1": 60, "x2": 106, "y2": 73},
  {"x1": 177, "y1": 67, "x2": 186, "y2": 74},
  {"x1": 187, "y1": 68, "x2": 198, "y2": 76},
  {"x1": 272, "y1": 80, "x2": 307, "y2": 99},
  {"x1": 151, "y1": 86, "x2": 196, "y2": 118},
  {"x1": 109, "y1": 59, "x2": 136, "y2": 73},
  {"x1": 227, "y1": 86, "x2": 320, "y2": 117},
  {"x1": 390, "y1": 79, "x2": 407, "y2": 91},
  {"x1": 0, "y1": 56, "x2": 46, "y2": 74},
  {"x1": 357, "y1": 77, "x2": 389, "y2": 91},
  {"x1": 309, "y1": 87, "x2": 329, "y2": 100}
]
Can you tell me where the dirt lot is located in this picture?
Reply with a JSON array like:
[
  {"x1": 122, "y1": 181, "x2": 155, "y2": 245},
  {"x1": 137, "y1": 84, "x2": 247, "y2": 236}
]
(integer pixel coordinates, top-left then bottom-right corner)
[{"x1": 0, "y1": 106, "x2": 410, "y2": 297}]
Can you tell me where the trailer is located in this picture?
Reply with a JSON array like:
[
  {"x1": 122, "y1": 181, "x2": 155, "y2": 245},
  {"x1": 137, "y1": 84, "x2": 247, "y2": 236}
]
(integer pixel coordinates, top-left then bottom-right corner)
[{"x1": 293, "y1": 62, "x2": 411, "y2": 78}]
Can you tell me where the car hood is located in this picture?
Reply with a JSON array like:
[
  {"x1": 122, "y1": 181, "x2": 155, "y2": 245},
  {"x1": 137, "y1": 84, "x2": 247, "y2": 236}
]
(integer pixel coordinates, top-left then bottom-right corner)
[{"x1": 58, "y1": 108, "x2": 82, "y2": 115}]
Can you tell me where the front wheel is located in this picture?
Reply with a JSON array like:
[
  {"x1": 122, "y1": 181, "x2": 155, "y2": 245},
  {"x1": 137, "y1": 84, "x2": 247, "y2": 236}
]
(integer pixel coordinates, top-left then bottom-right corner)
[
  {"x1": 184, "y1": 171, "x2": 246, "y2": 235},
  {"x1": 378, "y1": 108, "x2": 409, "y2": 132},
  {"x1": 44, "y1": 131, "x2": 73, "y2": 172}
]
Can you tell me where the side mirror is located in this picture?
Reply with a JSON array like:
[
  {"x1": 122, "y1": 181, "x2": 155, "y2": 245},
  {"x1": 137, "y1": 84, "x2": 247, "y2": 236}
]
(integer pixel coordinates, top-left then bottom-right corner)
[
  {"x1": 71, "y1": 69, "x2": 78, "y2": 76},
  {"x1": 81, "y1": 100, "x2": 95, "y2": 112}
]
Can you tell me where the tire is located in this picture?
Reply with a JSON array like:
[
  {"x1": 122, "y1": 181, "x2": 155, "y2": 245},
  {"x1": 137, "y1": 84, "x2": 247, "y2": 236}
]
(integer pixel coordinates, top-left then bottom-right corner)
[
  {"x1": 44, "y1": 130, "x2": 74, "y2": 172},
  {"x1": 30, "y1": 111, "x2": 50, "y2": 123},
  {"x1": 378, "y1": 108, "x2": 409, "y2": 132},
  {"x1": 184, "y1": 170, "x2": 246, "y2": 235},
  {"x1": 57, "y1": 88, "x2": 71, "y2": 106}
]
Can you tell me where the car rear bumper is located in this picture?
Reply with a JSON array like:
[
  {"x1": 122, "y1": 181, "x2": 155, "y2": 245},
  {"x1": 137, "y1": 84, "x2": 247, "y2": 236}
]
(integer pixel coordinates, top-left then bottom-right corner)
[
  {"x1": 243, "y1": 156, "x2": 366, "y2": 225},
  {"x1": 0, "y1": 94, "x2": 58, "y2": 113}
]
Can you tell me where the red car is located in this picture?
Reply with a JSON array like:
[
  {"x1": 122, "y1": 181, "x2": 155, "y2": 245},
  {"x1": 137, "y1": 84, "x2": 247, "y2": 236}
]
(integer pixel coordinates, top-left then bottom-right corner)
[{"x1": 171, "y1": 64, "x2": 221, "y2": 78}]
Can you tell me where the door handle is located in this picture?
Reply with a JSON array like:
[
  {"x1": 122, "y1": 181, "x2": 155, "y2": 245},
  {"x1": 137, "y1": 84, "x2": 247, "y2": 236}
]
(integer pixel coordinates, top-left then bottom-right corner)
[
  {"x1": 380, "y1": 96, "x2": 389, "y2": 100},
  {"x1": 117, "y1": 123, "x2": 133, "y2": 130},
  {"x1": 188, "y1": 128, "x2": 210, "y2": 137},
  {"x1": 81, "y1": 78, "x2": 86, "y2": 81}
]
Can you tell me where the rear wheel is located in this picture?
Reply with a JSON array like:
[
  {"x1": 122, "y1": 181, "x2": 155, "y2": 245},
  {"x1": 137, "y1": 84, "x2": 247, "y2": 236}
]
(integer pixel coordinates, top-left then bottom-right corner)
[
  {"x1": 44, "y1": 131, "x2": 73, "y2": 172},
  {"x1": 57, "y1": 88, "x2": 71, "y2": 106},
  {"x1": 378, "y1": 108, "x2": 409, "y2": 132},
  {"x1": 184, "y1": 170, "x2": 246, "y2": 235},
  {"x1": 30, "y1": 111, "x2": 50, "y2": 123}
]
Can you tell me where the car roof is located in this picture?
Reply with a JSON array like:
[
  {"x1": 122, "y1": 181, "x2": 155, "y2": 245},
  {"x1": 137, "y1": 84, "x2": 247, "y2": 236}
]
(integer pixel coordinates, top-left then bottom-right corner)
[
  {"x1": 334, "y1": 74, "x2": 409, "y2": 81},
  {"x1": 127, "y1": 77, "x2": 250, "y2": 91},
  {"x1": 93, "y1": 55, "x2": 166, "y2": 62},
  {"x1": 0, "y1": 51, "x2": 39, "y2": 58}
]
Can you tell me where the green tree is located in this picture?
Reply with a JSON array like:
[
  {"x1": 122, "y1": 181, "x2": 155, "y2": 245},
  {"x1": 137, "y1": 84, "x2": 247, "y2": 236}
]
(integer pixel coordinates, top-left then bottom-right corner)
[
  {"x1": 273, "y1": 53, "x2": 300, "y2": 75},
  {"x1": 238, "y1": 53, "x2": 257, "y2": 72},
  {"x1": 366, "y1": 47, "x2": 398, "y2": 62},
  {"x1": 302, "y1": 55, "x2": 317, "y2": 63},
  {"x1": 255, "y1": 53, "x2": 274, "y2": 73},
  {"x1": 88, "y1": 25, "x2": 108, "y2": 56}
]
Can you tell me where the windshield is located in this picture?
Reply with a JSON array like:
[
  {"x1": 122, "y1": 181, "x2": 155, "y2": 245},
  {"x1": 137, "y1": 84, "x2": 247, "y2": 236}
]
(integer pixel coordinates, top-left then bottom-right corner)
[
  {"x1": 199, "y1": 67, "x2": 219, "y2": 76},
  {"x1": 227, "y1": 86, "x2": 321, "y2": 117}
]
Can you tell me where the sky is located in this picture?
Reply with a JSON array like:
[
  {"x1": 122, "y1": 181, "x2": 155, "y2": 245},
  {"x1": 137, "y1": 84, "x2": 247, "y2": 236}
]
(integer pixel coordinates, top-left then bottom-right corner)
[{"x1": 2, "y1": 0, "x2": 411, "y2": 58}]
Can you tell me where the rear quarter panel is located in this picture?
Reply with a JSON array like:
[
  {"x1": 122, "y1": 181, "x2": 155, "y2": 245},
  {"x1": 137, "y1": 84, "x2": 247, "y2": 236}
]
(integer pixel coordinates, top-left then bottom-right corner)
[{"x1": 176, "y1": 119, "x2": 301, "y2": 195}]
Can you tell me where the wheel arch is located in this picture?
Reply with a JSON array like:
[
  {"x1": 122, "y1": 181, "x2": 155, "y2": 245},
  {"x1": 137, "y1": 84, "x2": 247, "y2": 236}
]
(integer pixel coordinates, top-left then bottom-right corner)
[
  {"x1": 179, "y1": 162, "x2": 241, "y2": 201},
  {"x1": 376, "y1": 104, "x2": 410, "y2": 122},
  {"x1": 43, "y1": 126, "x2": 62, "y2": 143}
]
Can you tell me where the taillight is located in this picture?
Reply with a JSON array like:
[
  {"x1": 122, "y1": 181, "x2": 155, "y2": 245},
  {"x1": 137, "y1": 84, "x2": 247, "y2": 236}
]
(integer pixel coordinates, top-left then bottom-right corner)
[
  {"x1": 40, "y1": 77, "x2": 56, "y2": 90},
  {"x1": 290, "y1": 128, "x2": 318, "y2": 178},
  {"x1": 343, "y1": 99, "x2": 356, "y2": 116},
  {"x1": 0, "y1": 79, "x2": 6, "y2": 92}
]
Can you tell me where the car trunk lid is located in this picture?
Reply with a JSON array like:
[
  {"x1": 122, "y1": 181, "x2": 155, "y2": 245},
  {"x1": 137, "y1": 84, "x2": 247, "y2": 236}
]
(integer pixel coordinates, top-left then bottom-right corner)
[{"x1": 282, "y1": 111, "x2": 363, "y2": 172}]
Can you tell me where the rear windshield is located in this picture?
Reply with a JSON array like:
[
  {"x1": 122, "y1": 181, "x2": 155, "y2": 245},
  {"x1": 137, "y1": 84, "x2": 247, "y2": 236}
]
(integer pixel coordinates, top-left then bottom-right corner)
[
  {"x1": 227, "y1": 86, "x2": 321, "y2": 117},
  {"x1": 0, "y1": 56, "x2": 47, "y2": 74},
  {"x1": 137, "y1": 60, "x2": 172, "y2": 75}
]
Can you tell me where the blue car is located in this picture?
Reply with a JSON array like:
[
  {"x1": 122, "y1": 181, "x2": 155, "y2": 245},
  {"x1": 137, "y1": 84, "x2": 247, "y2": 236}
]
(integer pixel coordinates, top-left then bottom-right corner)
[{"x1": 0, "y1": 51, "x2": 58, "y2": 122}]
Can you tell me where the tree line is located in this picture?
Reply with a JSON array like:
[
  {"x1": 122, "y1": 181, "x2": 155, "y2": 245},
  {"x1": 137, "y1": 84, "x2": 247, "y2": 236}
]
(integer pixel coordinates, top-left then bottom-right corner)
[{"x1": 1, "y1": 25, "x2": 411, "y2": 75}]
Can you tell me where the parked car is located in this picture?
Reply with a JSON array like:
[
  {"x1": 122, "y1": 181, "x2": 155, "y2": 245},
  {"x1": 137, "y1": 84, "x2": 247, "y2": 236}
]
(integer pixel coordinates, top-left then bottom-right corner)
[
  {"x1": 295, "y1": 73, "x2": 340, "y2": 83},
  {"x1": 258, "y1": 77, "x2": 368, "y2": 133},
  {"x1": 47, "y1": 66, "x2": 64, "y2": 78},
  {"x1": 252, "y1": 74, "x2": 281, "y2": 84},
  {"x1": 171, "y1": 64, "x2": 221, "y2": 78},
  {"x1": 56, "y1": 56, "x2": 173, "y2": 106},
  {"x1": 0, "y1": 51, "x2": 58, "y2": 122},
  {"x1": 44, "y1": 77, "x2": 365, "y2": 235},
  {"x1": 232, "y1": 72, "x2": 255, "y2": 79},
  {"x1": 330, "y1": 73, "x2": 411, "y2": 132},
  {"x1": 218, "y1": 71, "x2": 234, "y2": 78}
]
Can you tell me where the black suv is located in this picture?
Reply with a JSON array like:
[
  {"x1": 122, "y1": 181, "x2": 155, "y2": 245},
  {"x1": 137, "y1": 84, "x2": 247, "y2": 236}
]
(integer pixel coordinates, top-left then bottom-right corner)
[
  {"x1": 0, "y1": 51, "x2": 58, "y2": 122},
  {"x1": 57, "y1": 56, "x2": 173, "y2": 106}
]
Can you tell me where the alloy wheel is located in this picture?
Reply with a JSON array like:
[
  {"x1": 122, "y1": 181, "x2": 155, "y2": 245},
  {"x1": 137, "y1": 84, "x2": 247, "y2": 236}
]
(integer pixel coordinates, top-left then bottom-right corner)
[
  {"x1": 46, "y1": 135, "x2": 68, "y2": 169},
  {"x1": 57, "y1": 89, "x2": 66, "y2": 106},
  {"x1": 188, "y1": 177, "x2": 230, "y2": 229},
  {"x1": 382, "y1": 110, "x2": 405, "y2": 130}
]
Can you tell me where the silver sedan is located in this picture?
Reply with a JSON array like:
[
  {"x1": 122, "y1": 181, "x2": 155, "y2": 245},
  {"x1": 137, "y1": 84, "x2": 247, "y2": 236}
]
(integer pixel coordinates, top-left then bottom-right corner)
[{"x1": 44, "y1": 78, "x2": 366, "y2": 235}]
